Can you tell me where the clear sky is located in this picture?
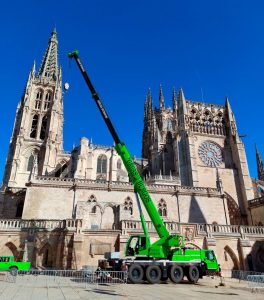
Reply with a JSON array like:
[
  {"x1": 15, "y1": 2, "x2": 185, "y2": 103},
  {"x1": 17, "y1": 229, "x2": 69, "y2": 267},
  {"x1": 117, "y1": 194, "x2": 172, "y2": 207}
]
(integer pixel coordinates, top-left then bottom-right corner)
[{"x1": 0, "y1": 0, "x2": 264, "y2": 181}]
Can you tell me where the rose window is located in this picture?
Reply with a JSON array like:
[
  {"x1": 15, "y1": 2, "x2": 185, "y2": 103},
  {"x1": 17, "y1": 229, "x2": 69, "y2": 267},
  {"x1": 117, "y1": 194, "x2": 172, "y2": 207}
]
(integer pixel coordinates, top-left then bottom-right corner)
[{"x1": 198, "y1": 141, "x2": 222, "y2": 167}]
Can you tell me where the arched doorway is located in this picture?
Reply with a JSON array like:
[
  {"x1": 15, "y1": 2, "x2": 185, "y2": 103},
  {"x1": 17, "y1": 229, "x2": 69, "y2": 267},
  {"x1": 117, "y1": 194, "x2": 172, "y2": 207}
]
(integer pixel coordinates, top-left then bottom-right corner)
[
  {"x1": 4, "y1": 242, "x2": 20, "y2": 260},
  {"x1": 39, "y1": 243, "x2": 53, "y2": 268},
  {"x1": 221, "y1": 245, "x2": 239, "y2": 272}
]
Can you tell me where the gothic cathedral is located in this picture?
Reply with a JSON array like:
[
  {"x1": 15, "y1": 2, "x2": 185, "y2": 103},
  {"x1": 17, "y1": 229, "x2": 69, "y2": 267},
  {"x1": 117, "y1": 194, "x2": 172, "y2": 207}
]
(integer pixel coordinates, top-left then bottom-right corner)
[{"x1": 0, "y1": 30, "x2": 263, "y2": 271}]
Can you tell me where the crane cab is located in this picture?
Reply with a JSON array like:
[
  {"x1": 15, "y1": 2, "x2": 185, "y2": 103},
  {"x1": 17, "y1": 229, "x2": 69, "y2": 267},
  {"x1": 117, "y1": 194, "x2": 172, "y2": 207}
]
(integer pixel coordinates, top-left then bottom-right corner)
[{"x1": 125, "y1": 235, "x2": 149, "y2": 257}]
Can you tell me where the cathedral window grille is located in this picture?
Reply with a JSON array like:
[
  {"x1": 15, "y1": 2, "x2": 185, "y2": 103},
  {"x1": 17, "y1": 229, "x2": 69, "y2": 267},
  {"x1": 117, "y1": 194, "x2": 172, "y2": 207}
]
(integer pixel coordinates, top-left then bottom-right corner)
[
  {"x1": 35, "y1": 90, "x2": 42, "y2": 110},
  {"x1": 124, "y1": 197, "x2": 133, "y2": 215},
  {"x1": 30, "y1": 114, "x2": 39, "y2": 138},
  {"x1": 44, "y1": 92, "x2": 52, "y2": 110},
  {"x1": 27, "y1": 154, "x2": 35, "y2": 172},
  {"x1": 40, "y1": 115, "x2": 48, "y2": 140},
  {"x1": 117, "y1": 159, "x2": 122, "y2": 170},
  {"x1": 97, "y1": 155, "x2": 107, "y2": 174},
  {"x1": 167, "y1": 119, "x2": 173, "y2": 131},
  {"x1": 158, "y1": 199, "x2": 167, "y2": 217}
]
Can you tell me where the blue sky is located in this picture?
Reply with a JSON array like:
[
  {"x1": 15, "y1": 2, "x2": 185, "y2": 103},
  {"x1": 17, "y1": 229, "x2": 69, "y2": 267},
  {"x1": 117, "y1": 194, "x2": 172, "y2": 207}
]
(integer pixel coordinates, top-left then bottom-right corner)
[{"x1": 0, "y1": 0, "x2": 264, "y2": 181}]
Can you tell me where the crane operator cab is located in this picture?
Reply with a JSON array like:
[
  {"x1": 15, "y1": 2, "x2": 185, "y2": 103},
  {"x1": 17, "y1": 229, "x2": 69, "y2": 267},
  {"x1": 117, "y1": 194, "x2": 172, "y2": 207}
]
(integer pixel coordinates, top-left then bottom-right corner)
[
  {"x1": 202, "y1": 250, "x2": 221, "y2": 275},
  {"x1": 125, "y1": 235, "x2": 148, "y2": 257}
]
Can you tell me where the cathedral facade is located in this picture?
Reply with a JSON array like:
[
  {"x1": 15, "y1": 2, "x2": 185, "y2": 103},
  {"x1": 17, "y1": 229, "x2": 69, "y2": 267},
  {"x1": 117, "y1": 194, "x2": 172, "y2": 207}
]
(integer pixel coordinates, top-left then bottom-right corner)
[{"x1": 0, "y1": 31, "x2": 263, "y2": 272}]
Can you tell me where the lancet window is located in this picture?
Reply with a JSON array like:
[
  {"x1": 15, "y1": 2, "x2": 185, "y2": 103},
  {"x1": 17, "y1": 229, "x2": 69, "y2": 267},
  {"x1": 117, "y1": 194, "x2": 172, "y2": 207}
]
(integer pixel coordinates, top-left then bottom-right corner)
[
  {"x1": 30, "y1": 114, "x2": 39, "y2": 138},
  {"x1": 97, "y1": 155, "x2": 107, "y2": 174},
  {"x1": 124, "y1": 197, "x2": 133, "y2": 215},
  {"x1": 35, "y1": 90, "x2": 43, "y2": 110},
  {"x1": 44, "y1": 92, "x2": 52, "y2": 110},
  {"x1": 40, "y1": 115, "x2": 48, "y2": 140},
  {"x1": 158, "y1": 199, "x2": 167, "y2": 217}
]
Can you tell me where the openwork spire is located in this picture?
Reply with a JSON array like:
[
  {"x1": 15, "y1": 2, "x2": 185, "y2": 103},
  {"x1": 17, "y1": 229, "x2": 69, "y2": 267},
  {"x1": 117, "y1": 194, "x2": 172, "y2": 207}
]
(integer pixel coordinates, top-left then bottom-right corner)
[{"x1": 37, "y1": 30, "x2": 59, "y2": 81}]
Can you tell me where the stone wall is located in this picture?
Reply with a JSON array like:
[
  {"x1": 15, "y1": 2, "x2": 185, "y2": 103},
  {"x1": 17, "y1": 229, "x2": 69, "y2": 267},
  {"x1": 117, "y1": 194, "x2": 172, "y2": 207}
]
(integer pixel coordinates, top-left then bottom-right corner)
[{"x1": 0, "y1": 219, "x2": 263, "y2": 272}]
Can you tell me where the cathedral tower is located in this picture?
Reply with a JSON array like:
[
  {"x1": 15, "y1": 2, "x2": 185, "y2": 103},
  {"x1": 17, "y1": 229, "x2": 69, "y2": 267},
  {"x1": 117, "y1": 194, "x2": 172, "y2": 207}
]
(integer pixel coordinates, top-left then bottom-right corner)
[
  {"x1": 142, "y1": 86, "x2": 179, "y2": 178},
  {"x1": 3, "y1": 30, "x2": 63, "y2": 189},
  {"x1": 142, "y1": 87, "x2": 254, "y2": 224}
]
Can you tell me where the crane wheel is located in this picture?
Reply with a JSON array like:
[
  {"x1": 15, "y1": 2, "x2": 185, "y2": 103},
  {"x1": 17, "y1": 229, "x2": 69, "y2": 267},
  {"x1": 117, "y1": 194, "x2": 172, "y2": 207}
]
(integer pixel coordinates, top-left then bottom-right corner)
[
  {"x1": 169, "y1": 265, "x2": 184, "y2": 283},
  {"x1": 128, "y1": 264, "x2": 144, "y2": 283},
  {"x1": 187, "y1": 266, "x2": 199, "y2": 283},
  {"x1": 145, "y1": 265, "x2": 161, "y2": 284}
]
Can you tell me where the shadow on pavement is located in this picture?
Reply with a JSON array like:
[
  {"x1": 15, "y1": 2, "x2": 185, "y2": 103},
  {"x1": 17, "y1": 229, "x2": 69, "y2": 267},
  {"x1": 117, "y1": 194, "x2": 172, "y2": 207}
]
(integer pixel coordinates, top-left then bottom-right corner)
[
  {"x1": 85, "y1": 288, "x2": 125, "y2": 297},
  {"x1": 195, "y1": 290, "x2": 238, "y2": 296}
]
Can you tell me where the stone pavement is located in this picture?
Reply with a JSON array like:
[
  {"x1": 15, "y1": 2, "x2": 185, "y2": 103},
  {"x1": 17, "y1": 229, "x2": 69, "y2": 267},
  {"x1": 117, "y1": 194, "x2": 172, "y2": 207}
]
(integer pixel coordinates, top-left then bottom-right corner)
[{"x1": 0, "y1": 276, "x2": 263, "y2": 300}]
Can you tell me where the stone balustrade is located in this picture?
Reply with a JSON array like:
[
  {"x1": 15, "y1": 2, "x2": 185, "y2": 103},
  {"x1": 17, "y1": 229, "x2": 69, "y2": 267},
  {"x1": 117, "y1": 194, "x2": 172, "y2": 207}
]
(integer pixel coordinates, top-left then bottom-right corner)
[
  {"x1": 0, "y1": 219, "x2": 81, "y2": 231},
  {"x1": 90, "y1": 143, "x2": 112, "y2": 149},
  {"x1": 0, "y1": 218, "x2": 263, "y2": 238},
  {"x1": 120, "y1": 220, "x2": 264, "y2": 238}
]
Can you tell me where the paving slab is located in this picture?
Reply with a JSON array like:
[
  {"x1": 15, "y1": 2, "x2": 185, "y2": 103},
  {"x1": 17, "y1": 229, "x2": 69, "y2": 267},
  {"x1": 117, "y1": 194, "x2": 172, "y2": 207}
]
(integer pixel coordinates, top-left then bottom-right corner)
[{"x1": 0, "y1": 276, "x2": 263, "y2": 300}]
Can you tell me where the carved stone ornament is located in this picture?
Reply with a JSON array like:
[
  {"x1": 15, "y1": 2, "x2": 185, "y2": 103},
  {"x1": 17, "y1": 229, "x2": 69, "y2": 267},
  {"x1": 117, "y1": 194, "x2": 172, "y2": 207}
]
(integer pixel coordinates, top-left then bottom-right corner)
[{"x1": 198, "y1": 141, "x2": 222, "y2": 167}]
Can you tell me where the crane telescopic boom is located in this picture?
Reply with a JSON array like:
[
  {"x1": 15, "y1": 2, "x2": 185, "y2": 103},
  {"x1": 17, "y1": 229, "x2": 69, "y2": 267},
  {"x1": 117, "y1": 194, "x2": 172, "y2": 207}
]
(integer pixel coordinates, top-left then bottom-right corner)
[{"x1": 68, "y1": 50, "x2": 170, "y2": 240}]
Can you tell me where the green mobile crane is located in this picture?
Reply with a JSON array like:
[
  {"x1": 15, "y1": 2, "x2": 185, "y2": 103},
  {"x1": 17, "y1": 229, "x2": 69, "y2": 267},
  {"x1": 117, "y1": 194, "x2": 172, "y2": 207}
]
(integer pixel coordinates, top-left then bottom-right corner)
[{"x1": 68, "y1": 50, "x2": 221, "y2": 284}]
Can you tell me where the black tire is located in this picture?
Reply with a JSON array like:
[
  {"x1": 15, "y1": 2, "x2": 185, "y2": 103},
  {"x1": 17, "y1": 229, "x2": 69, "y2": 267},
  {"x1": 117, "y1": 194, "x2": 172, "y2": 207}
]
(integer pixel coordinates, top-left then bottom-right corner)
[
  {"x1": 187, "y1": 266, "x2": 199, "y2": 283},
  {"x1": 128, "y1": 264, "x2": 144, "y2": 284},
  {"x1": 169, "y1": 265, "x2": 184, "y2": 283},
  {"x1": 9, "y1": 266, "x2": 18, "y2": 276},
  {"x1": 145, "y1": 265, "x2": 161, "y2": 284}
]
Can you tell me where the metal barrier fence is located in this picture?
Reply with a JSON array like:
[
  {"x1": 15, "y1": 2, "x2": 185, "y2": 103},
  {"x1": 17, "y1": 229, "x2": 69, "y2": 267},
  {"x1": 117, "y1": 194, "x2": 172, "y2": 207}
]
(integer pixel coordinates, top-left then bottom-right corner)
[
  {"x1": 220, "y1": 269, "x2": 264, "y2": 293},
  {"x1": 230, "y1": 270, "x2": 264, "y2": 281},
  {"x1": 247, "y1": 275, "x2": 264, "y2": 293},
  {"x1": 3, "y1": 269, "x2": 127, "y2": 288}
]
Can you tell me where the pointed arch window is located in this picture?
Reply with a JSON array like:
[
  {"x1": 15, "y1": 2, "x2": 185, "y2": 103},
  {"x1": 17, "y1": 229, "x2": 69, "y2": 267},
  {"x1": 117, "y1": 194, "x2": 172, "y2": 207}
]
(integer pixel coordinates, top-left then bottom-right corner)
[
  {"x1": 158, "y1": 199, "x2": 167, "y2": 217},
  {"x1": 30, "y1": 114, "x2": 39, "y2": 138},
  {"x1": 97, "y1": 155, "x2": 107, "y2": 174},
  {"x1": 167, "y1": 119, "x2": 173, "y2": 131},
  {"x1": 91, "y1": 206, "x2": 97, "y2": 213},
  {"x1": 35, "y1": 90, "x2": 43, "y2": 110},
  {"x1": 44, "y1": 92, "x2": 52, "y2": 110},
  {"x1": 117, "y1": 159, "x2": 122, "y2": 170},
  {"x1": 40, "y1": 115, "x2": 48, "y2": 140},
  {"x1": 27, "y1": 154, "x2": 35, "y2": 172},
  {"x1": 124, "y1": 197, "x2": 133, "y2": 215}
]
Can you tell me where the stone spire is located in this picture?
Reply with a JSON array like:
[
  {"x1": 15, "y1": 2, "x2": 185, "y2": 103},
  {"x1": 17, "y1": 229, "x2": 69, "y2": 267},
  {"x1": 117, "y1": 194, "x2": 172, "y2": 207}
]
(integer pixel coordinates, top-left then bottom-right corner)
[
  {"x1": 159, "y1": 84, "x2": 165, "y2": 110},
  {"x1": 144, "y1": 96, "x2": 148, "y2": 120},
  {"x1": 178, "y1": 87, "x2": 187, "y2": 114},
  {"x1": 225, "y1": 96, "x2": 237, "y2": 136},
  {"x1": 37, "y1": 29, "x2": 59, "y2": 81},
  {"x1": 256, "y1": 144, "x2": 264, "y2": 181},
  {"x1": 172, "y1": 87, "x2": 177, "y2": 112},
  {"x1": 147, "y1": 88, "x2": 153, "y2": 115}
]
